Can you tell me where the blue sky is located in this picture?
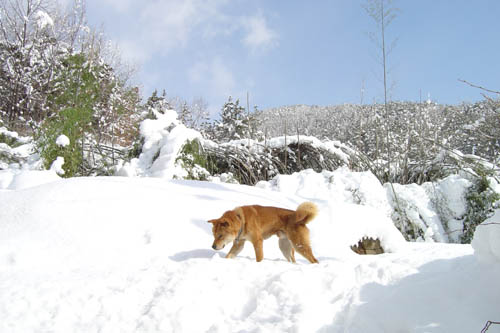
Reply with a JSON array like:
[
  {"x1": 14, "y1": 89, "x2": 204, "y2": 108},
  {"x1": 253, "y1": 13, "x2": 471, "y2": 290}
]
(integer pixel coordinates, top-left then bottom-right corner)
[{"x1": 86, "y1": 0, "x2": 500, "y2": 114}]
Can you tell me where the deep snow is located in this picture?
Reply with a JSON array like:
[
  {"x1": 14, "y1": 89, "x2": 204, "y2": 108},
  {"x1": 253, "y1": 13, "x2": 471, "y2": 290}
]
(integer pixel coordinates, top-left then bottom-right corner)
[{"x1": 1, "y1": 171, "x2": 499, "y2": 332}]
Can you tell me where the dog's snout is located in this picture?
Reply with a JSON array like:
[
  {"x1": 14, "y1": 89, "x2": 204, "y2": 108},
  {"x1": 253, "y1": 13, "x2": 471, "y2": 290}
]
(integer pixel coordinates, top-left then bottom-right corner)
[{"x1": 212, "y1": 244, "x2": 217, "y2": 250}]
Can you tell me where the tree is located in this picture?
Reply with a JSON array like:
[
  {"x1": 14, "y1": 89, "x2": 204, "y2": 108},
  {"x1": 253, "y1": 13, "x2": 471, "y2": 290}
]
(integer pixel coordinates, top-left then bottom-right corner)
[
  {"x1": 38, "y1": 53, "x2": 98, "y2": 176},
  {"x1": 214, "y1": 96, "x2": 250, "y2": 142},
  {"x1": 0, "y1": 0, "x2": 87, "y2": 130},
  {"x1": 38, "y1": 47, "x2": 141, "y2": 176},
  {"x1": 363, "y1": 0, "x2": 399, "y2": 182},
  {"x1": 189, "y1": 96, "x2": 210, "y2": 131},
  {"x1": 179, "y1": 101, "x2": 192, "y2": 126}
]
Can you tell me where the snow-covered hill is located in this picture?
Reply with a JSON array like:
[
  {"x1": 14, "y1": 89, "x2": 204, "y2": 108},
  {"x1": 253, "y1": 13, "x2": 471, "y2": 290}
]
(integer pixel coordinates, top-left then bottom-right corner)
[{"x1": 1, "y1": 171, "x2": 499, "y2": 332}]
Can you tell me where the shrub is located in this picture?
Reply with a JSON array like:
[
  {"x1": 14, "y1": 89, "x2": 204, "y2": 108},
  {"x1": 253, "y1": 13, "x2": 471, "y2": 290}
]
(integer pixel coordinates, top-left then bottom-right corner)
[
  {"x1": 38, "y1": 107, "x2": 92, "y2": 177},
  {"x1": 176, "y1": 139, "x2": 215, "y2": 181},
  {"x1": 461, "y1": 176, "x2": 500, "y2": 243}
]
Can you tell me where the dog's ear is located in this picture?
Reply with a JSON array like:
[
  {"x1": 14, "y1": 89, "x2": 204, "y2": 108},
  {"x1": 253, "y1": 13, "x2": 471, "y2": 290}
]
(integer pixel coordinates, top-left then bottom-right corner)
[
  {"x1": 220, "y1": 221, "x2": 229, "y2": 227},
  {"x1": 208, "y1": 219, "x2": 217, "y2": 224}
]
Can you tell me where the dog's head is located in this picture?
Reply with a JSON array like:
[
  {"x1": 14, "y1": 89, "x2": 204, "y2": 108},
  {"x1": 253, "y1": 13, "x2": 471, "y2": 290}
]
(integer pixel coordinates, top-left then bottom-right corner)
[{"x1": 208, "y1": 210, "x2": 241, "y2": 250}]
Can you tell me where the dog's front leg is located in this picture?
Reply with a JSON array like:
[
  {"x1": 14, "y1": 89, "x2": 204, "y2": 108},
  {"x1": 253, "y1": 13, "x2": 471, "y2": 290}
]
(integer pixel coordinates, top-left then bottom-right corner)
[
  {"x1": 252, "y1": 238, "x2": 264, "y2": 262},
  {"x1": 226, "y1": 239, "x2": 245, "y2": 259}
]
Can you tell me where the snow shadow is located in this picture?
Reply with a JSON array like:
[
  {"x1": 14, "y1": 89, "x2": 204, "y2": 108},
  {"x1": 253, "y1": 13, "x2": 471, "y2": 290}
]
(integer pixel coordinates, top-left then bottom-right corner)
[
  {"x1": 169, "y1": 249, "x2": 222, "y2": 262},
  {"x1": 321, "y1": 254, "x2": 494, "y2": 332}
]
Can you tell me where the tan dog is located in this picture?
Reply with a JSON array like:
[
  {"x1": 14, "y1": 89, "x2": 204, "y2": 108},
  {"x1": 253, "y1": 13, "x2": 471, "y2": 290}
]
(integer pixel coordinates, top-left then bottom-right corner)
[{"x1": 208, "y1": 202, "x2": 319, "y2": 263}]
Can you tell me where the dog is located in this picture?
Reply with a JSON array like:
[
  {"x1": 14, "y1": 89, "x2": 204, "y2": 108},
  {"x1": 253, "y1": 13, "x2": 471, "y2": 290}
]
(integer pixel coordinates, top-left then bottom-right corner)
[{"x1": 208, "y1": 202, "x2": 319, "y2": 263}]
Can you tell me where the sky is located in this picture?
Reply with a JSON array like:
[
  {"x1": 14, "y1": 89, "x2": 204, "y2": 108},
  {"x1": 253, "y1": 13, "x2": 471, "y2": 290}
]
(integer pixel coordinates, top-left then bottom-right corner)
[{"x1": 85, "y1": 0, "x2": 500, "y2": 115}]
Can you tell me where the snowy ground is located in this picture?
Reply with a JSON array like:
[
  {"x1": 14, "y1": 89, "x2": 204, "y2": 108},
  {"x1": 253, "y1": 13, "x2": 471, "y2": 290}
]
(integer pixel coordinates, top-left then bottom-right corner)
[{"x1": 1, "y1": 171, "x2": 499, "y2": 332}]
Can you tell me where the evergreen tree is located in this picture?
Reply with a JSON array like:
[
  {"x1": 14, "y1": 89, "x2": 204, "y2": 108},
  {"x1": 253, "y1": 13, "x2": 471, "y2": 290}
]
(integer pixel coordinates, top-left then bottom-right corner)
[
  {"x1": 145, "y1": 89, "x2": 170, "y2": 117},
  {"x1": 179, "y1": 101, "x2": 193, "y2": 127},
  {"x1": 214, "y1": 96, "x2": 249, "y2": 142}
]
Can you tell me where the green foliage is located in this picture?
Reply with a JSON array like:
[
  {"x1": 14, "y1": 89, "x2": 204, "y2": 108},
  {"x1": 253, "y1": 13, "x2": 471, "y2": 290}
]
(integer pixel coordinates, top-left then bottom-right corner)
[
  {"x1": 38, "y1": 107, "x2": 92, "y2": 177},
  {"x1": 461, "y1": 175, "x2": 500, "y2": 243},
  {"x1": 0, "y1": 132, "x2": 23, "y2": 165},
  {"x1": 38, "y1": 53, "x2": 99, "y2": 177},
  {"x1": 214, "y1": 96, "x2": 250, "y2": 142},
  {"x1": 0, "y1": 133, "x2": 21, "y2": 148},
  {"x1": 127, "y1": 136, "x2": 145, "y2": 160},
  {"x1": 176, "y1": 139, "x2": 215, "y2": 181}
]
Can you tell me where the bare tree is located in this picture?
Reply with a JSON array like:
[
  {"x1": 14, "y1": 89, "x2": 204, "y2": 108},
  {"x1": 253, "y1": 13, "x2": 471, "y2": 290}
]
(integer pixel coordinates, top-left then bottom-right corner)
[{"x1": 363, "y1": 0, "x2": 400, "y2": 182}]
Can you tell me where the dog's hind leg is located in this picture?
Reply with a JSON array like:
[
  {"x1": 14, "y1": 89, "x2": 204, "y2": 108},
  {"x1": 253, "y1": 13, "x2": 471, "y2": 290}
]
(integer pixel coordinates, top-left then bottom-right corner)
[
  {"x1": 277, "y1": 231, "x2": 296, "y2": 263},
  {"x1": 293, "y1": 243, "x2": 318, "y2": 264},
  {"x1": 286, "y1": 226, "x2": 319, "y2": 264},
  {"x1": 226, "y1": 240, "x2": 245, "y2": 259}
]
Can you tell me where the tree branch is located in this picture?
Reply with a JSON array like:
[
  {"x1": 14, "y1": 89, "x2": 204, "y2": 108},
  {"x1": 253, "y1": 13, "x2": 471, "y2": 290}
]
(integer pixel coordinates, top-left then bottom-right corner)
[
  {"x1": 478, "y1": 222, "x2": 500, "y2": 227},
  {"x1": 458, "y1": 79, "x2": 500, "y2": 95},
  {"x1": 481, "y1": 320, "x2": 500, "y2": 333}
]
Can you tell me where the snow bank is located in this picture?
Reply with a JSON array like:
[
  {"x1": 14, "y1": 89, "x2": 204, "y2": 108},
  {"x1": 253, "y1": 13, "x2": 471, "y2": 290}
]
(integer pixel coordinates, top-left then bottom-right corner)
[
  {"x1": 256, "y1": 168, "x2": 405, "y2": 252},
  {"x1": 472, "y1": 209, "x2": 500, "y2": 264},
  {"x1": 386, "y1": 174, "x2": 472, "y2": 242},
  {"x1": 3, "y1": 170, "x2": 61, "y2": 190},
  {"x1": 387, "y1": 182, "x2": 447, "y2": 242},
  {"x1": 116, "y1": 109, "x2": 201, "y2": 178}
]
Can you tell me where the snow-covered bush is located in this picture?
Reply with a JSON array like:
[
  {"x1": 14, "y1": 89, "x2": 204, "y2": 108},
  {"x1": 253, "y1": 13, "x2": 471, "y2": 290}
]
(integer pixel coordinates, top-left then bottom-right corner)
[
  {"x1": 201, "y1": 136, "x2": 359, "y2": 185},
  {"x1": 386, "y1": 183, "x2": 442, "y2": 242},
  {"x1": 175, "y1": 139, "x2": 213, "y2": 181},
  {"x1": 384, "y1": 173, "x2": 500, "y2": 243},
  {"x1": 461, "y1": 176, "x2": 500, "y2": 243},
  {"x1": 116, "y1": 109, "x2": 202, "y2": 179},
  {"x1": 38, "y1": 105, "x2": 92, "y2": 177},
  {"x1": 255, "y1": 101, "x2": 500, "y2": 185},
  {"x1": 0, "y1": 127, "x2": 40, "y2": 171}
]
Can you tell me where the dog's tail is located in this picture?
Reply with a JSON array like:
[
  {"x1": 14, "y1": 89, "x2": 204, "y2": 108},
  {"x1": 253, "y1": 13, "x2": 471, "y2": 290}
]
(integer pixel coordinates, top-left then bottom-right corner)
[{"x1": 294, "y1": 202, "x2": 318, "y2": 225}]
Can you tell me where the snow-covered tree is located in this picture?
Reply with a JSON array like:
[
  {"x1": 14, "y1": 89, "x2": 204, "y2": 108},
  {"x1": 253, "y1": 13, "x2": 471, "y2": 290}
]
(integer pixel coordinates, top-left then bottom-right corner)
[
  {"x1": 213, "y1": 96, "x2": 250, "y2": 142},
  {"x1": 0, "y1": 0, "x2": 88, "y2": 130}
]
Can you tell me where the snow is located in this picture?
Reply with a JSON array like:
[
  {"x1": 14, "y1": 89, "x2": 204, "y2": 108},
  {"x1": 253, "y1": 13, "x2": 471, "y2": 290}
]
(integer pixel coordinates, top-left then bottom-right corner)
[
  {"x1": 34, "y1": 10, "x2": 54, "y2": 30},
  {"x1": 1, "y1": 113, "x2": 499, "y2": 331},
  {"x1": 384, "y1": 174, "x2": 473, "y2": 243},
  {"x1": 116, "y1": 109, "x2": 201, "y2": 178},
  {"x1": 50, "y1": 156, "x2": 65, "y2": 175},
  {"x1": 264, "y1": 136, "x2": 351, "y2": 164},
  {"x1": 1, "y1": 171, "x2": 499, "y2": 332},
  {"x1": 55, "y1": 134, "x2": 70, "y2": 147},
  {"x1": 4, "y1": 170, "x2": 61, "y2": 190},
  {"x1": 472, "y1": 209, "x2": 500, "y2": 264}
]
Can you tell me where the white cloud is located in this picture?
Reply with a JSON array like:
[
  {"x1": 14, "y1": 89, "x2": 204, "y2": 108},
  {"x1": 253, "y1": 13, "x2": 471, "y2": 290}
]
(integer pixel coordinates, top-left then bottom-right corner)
[
  {"x1": 188, "y1": 57, "x2": 247, "y2": 117},
  {"x1": 137, "y1": 0, "x2": 229, "y2": 51},
  {"x1": 98, "y1": 1, "x2": 277, "y2": 63},
  {"x1": 241, "y1": 13, "x2": 278, "y2": 51},
  {"x1": 99, "y1": 0, "x2": 135, "y2": 13},
  {"x1": 189, "y1": 58, "x2": 235, "y2": 98}
]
